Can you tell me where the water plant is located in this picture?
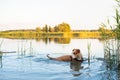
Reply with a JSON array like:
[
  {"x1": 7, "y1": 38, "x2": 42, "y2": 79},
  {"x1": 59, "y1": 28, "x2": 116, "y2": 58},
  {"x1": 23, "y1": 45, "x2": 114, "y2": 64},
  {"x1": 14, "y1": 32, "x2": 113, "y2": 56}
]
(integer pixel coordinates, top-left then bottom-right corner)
[
  {"x1": 102, "y1": 0, "x2": 120, "y2": 70},
  {"x1": 0, "y1": 39, "x2": 3, "y2": 68},
  {"x1": 87, "y1": 42, "x2": 91, "y2": 66}
]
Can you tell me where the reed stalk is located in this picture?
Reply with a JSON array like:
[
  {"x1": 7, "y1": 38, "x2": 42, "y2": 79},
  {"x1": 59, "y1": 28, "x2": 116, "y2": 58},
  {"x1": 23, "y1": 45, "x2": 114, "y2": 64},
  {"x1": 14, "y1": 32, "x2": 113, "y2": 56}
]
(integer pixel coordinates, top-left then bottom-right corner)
[{"x1": 87, "y1": 42, "x2": 91, "y2": 66}]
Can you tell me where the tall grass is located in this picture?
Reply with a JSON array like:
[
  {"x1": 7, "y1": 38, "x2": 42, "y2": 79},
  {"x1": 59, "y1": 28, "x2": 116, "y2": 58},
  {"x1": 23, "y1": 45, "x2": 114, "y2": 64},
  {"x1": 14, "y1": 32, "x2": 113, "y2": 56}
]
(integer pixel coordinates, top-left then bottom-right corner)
[
  {"x1": 104, "y1": 39, "x2": 120, "y2": 70},
  {"x1": 102, "y1": 0, "x2": 120, "y2": 70}
]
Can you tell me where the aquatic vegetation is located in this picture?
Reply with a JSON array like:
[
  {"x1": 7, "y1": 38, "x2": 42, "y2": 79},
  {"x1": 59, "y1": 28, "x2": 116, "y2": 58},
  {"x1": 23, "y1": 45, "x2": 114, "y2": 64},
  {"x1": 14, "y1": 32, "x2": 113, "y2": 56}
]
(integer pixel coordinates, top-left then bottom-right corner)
[
  {"x1": 87, "y1": 42, "x2": 91, "y2": 66},
  {"x1": 100, "y1": 0, "x2": 120, "y2": 71}
]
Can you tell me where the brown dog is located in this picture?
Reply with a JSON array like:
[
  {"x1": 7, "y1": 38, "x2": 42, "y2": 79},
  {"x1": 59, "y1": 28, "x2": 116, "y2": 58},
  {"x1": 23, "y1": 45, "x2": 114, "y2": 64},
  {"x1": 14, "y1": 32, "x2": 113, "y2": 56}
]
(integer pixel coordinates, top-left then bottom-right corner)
[{"x1": 47, "y1": 49, "x2": 83, "y2": 62}]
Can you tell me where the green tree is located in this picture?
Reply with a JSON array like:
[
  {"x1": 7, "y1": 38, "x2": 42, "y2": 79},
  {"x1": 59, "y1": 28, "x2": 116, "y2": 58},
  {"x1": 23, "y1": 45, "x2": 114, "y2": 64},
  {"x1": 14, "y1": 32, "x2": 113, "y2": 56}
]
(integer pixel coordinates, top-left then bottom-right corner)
[
  {"x1": 42, "y1": 27, "x2": 45, "y2": 32},
  {"x1": 42, "y1": 25, "x2": 48, "y2": 32},
  {"x1": 54, "y1": 26, "x2": 58, "y2": 32},
  {"x1": 45, "y1": 25, "x2": 48, "y2": 32},
  {"x1": 49, "y1": 26, "x2": 52, "y2": 32},
  {"x1": 36, "y1": 27, "x2": 41, "y2": 32},
  {"x1": 57, "y1": 22, "x2": 71, "y2": 32}
]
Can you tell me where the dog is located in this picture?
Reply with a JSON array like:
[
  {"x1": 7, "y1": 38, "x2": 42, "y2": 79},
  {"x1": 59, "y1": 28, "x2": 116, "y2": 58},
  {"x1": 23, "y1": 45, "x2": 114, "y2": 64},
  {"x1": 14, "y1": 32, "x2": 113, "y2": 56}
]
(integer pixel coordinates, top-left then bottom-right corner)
[
  {"x1": 47, "y1": 49, "x2": 83, "y2": 62},
  {"x1": 47, "y1": 49, "x2": 83, "y2": 76}
]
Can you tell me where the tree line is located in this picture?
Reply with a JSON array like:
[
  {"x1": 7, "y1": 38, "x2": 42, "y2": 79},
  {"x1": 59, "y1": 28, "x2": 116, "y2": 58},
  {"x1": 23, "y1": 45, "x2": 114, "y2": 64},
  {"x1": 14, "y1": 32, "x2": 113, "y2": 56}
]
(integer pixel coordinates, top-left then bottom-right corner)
[{"x1": 36, "y1": 22, "x2": 71, "y2": 32}]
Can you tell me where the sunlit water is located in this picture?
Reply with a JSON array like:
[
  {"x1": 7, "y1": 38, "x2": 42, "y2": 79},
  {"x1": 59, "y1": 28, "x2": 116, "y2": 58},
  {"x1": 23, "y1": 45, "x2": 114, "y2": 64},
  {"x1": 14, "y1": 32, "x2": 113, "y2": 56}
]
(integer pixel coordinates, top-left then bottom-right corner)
[{"x1": 0, "y1": 38, "x2": 118, "y2": 80}]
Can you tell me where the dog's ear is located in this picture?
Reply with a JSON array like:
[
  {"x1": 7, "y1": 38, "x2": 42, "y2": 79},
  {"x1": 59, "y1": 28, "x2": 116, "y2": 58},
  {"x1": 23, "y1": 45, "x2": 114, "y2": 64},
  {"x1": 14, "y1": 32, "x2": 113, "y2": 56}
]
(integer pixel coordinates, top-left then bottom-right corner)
[{"x1": 76, "y1": 49, "x2": 80, "y2": 53}]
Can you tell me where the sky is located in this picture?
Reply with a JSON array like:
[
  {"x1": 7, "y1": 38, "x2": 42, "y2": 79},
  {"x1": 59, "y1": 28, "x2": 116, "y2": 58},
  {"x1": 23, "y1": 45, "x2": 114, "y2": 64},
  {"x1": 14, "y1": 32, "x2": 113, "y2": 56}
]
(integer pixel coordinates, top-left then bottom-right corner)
[{"x1": 0, "y1": 0, "x2": 116, "y2": 30}]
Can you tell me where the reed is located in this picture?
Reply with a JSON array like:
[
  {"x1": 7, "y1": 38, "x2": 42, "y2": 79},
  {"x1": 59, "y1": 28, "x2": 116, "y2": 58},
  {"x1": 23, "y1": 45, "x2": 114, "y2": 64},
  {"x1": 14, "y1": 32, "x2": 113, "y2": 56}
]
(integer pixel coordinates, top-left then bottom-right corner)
[
  {"x1": 104, "y1": 39, "x2": 120, "y2": 70},
  {"x1": 29, "y1": 40, "x2": 33, "y2": 56},
  {"x1": 0, "y1": 39, "x2": 3, "y2": 68},
  {"x1": 101, "y1": 0, "x2": 120, "y2": 70},
  {"x1": 0, "y1": 39, "x2": 4, "y2": 51},
  {"x1": 87, "y1": 42, "x2": 91, "y2": 66}
]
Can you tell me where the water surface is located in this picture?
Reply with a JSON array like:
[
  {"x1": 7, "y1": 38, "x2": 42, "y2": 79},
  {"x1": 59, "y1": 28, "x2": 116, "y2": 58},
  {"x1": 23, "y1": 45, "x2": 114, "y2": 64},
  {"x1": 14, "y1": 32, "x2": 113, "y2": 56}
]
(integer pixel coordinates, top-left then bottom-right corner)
[{"x1": 0, "y1": 38, "x2": 118, "y2": 80}]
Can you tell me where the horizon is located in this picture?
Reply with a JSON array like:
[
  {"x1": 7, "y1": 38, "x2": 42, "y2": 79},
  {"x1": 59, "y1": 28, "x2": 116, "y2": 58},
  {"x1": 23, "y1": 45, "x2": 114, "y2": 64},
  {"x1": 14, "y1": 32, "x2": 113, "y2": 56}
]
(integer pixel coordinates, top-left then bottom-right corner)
[{"x1": 0, "y1": 0, "x2": 115, "y2": 31}]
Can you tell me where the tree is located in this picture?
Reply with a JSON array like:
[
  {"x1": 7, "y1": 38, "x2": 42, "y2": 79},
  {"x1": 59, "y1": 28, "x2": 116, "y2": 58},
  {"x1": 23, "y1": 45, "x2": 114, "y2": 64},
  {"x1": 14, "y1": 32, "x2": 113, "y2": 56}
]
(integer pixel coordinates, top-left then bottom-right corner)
[
  {"x1": 42, "y1": 25, "x2": 48, "y2": 32},
  {"x1": 36, "y1": 27, "x2": 41, "y2": 32},
  {"x1": 56, "y1": 22, "x2": 71, "y2": 32},
  {"x1": 45, "y1": 25, "x2": 48, "y2": 32},
  {"x1": 54, "y1": 26, "x2": 58, "y2": 32},
  {"x1": 49, "y1": 26, "x2": 52, "y2": 32}
]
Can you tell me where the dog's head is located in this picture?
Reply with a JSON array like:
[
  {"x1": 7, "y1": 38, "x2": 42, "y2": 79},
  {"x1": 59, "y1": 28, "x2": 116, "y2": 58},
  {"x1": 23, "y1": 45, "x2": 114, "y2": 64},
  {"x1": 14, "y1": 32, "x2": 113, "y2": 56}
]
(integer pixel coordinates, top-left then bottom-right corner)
[{"x1": 72, "y1": 49, "x2": 83, "y2": 60}]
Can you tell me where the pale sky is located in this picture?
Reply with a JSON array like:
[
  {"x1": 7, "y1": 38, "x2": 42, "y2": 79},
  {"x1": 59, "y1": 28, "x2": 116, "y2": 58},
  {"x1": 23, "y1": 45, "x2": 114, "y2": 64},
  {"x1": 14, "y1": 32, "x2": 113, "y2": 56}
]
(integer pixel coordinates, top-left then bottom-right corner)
[{"x1": 0, "y1": 0, "x2": 116, "y2": 30}]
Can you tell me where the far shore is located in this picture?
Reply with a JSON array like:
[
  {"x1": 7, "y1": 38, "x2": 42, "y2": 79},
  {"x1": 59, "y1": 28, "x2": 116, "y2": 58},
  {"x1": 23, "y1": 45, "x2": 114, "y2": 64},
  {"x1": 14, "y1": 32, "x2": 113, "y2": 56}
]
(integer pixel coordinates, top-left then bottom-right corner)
[{"x1": 0, "y1": 29, "x2": 113, "y2": 39}]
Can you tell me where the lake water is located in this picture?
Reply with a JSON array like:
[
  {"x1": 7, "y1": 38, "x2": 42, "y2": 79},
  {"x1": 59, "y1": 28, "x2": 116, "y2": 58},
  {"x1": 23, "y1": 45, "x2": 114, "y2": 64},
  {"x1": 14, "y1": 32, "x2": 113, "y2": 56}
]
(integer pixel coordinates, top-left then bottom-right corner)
[{"x1": 0, "y1": 38, "x2": 119, "y2": 80}]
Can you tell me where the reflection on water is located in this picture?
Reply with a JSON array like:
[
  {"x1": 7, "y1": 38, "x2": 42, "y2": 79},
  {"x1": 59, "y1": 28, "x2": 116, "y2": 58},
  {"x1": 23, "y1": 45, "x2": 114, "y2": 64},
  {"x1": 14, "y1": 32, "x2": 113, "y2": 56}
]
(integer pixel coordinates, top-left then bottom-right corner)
[
  {"x1": 36, "y1": 38, "x2": 71, "y2": 44},
  {"x1": 0, "y1": 38, "x2": 119, "y2": 80},
  {"x1": 70, "y1": 59, "x2": 83, "y2": 76}
]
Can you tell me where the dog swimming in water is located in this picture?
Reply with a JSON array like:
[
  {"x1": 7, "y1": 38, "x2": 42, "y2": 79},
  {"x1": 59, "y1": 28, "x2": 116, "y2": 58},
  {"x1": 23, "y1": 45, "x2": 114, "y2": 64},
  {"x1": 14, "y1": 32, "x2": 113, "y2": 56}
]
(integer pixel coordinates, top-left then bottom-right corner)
[
  {"x1": 47, "y1": 49, "x2": 83, "y2": 76},
  {"x1": 47, "y1": 49, "x2": 83, "y2": 62}
]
